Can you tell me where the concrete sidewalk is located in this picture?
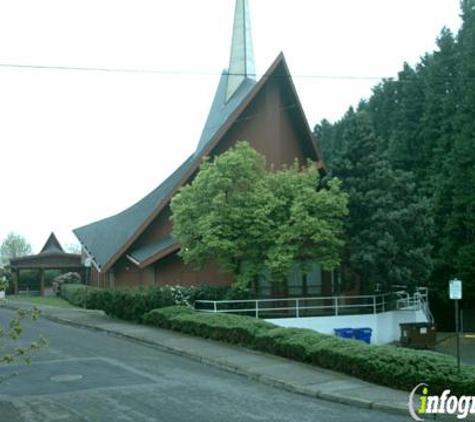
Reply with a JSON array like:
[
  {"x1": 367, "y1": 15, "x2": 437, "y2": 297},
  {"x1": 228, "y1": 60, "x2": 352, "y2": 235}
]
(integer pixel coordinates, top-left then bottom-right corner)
[{"x1": 2, "y1": 300, "x2": 412, "y2": 417}]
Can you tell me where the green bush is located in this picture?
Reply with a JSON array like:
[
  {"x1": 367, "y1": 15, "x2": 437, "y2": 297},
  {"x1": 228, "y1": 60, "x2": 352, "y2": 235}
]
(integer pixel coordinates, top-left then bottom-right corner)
[
  {"x1": 143, "y1": 306, "x2": 274, "y2": 345},
  {"x1": 143, "y1": 306, "x2": 475, "y2": 396},
  {"x1": 60, "y1": 284, "x2": 85, "y2": 307},
  {"x1": 60, "y1": 280, "x2": 475, "y2": 395},
  {"x1": 60, "y1": 283, "x2": 257, "y2": 321},
  {"x1": 186, "y1": 286, "x2": 229, "y2": 302},
  {"x1": 143, "y1": 306, "x2": 195, "y2": 329},
  {"x1": 60, "y1": 284, "x2": 199, "y2": 321}
]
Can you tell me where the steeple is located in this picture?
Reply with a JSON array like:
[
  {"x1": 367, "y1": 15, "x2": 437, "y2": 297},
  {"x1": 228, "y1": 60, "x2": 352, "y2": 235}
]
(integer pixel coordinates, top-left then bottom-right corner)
[
  {"x1": 225, "y1": 0, "x2": 256, "y2": 102},
  {"x1": 195, "y1": 0, "x2": 257, "y2": 153}
]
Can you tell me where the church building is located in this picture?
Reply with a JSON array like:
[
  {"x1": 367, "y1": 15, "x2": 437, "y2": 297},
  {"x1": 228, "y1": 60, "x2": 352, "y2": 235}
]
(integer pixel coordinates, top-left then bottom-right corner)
[{"x1": 74, "y1": 0, "x2": 333, "y2": 297}]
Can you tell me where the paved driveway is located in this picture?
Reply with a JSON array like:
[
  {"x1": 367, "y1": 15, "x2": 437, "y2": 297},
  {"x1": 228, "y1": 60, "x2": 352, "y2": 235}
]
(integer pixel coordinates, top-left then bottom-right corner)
[
  {"x1": 434, "y1": 332, "x2": 475, "y2": 365},
  {"x1": 0, "y1": 309, "x2": 410, "y2": 422}
]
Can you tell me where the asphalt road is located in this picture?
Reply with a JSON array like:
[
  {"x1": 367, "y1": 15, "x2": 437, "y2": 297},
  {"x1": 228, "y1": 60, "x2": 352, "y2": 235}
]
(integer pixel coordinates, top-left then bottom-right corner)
[
  {"x1": 435, "y1": 333, "x2": 475, "y2": 365},
  {"x1": 0, "y1": 309, "x2": 410, "y2": 422}
]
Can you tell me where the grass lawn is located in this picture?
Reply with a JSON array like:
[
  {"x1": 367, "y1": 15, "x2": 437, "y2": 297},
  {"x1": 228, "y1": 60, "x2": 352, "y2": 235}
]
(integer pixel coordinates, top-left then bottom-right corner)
[{"x1": 8, "y1": 295, "x2": 78, "y2": 308}]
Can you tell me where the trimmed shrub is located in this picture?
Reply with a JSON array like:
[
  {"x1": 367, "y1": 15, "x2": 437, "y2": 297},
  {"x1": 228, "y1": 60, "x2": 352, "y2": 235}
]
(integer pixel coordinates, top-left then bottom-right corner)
[
  {"x1": 83, "y1": 286, "x2": 179, "y2": 321},
  {"x1": 60, "y1": 284, "x2": 99, "y2": 307},
  {"x1": 60, "y1": 283, "x2": 258, "y2": 321},
  {"x1": 143, "y1": 306, "x2": 475, "y2": 396},
  {"x1": 143, "y1": 306, "x2": 274, "y2": 346},
  {"x1": 61, "y1": 284, "x2": 199, "y2": 321},
  {"x1": 143, "y1": 306, "x2": 195, "y2": 329}
]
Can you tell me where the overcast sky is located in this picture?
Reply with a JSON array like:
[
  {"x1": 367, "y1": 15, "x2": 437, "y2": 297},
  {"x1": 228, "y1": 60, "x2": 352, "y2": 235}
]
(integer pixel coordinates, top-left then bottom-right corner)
[{"x1": 0, "y1": 0, "x2": 462, "y2": 254}]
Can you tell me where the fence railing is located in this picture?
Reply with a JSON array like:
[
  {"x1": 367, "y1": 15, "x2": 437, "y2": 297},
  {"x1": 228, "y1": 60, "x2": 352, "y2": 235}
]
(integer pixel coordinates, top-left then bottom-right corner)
[
  {"x1": 394, "y1": 287, "x2": 433, "y2": 323},
  {"x1": 195, "y1": 288, "x2": 430, "y2": 319}
]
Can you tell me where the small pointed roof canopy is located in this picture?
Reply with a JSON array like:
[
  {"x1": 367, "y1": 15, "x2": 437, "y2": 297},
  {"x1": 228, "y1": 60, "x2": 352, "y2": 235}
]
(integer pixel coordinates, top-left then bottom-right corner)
[
  {"x1": 40, "y1": 232, "x2": 64, "y2": 254},
  {"x1": 10, "y1": 232, "x2": 82, "y2": 270},
  {"x1": 226, "y1": 0, "x2": 256, "y2": 102}
]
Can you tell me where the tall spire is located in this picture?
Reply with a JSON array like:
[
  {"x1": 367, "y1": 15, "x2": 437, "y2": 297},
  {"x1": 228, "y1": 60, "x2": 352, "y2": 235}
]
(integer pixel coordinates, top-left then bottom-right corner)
[{"x1": 226, "y1": 0, "x2": 256, "y2": 102}]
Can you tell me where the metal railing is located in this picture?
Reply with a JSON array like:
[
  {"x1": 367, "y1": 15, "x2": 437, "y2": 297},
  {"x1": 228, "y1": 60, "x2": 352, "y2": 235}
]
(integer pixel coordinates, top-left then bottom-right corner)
[
  {"x1": 195, "y1": 288, "x2": 430, "y2": 320},
  {"x1": 394, "y1": 287, "x2": 433, "y2": 323}
]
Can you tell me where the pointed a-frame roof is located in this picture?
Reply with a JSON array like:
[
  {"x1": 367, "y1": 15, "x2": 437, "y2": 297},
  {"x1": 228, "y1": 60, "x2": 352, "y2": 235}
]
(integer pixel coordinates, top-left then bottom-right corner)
[
  {"x1": 40, "y1": 232, "x2": 64, "y2": 254},
  {"x1": 74, "y1": 154, "x2": 196, "y2": 270},
  {"x1": 196, "y1": 72, "x2": 256, "y2": 155},
  {"x1": 74, "y1": 1, "x2": 325, "y2": 272},
  {"x1": 74, "y1": 53, "x2": 324, "y2": 272}
]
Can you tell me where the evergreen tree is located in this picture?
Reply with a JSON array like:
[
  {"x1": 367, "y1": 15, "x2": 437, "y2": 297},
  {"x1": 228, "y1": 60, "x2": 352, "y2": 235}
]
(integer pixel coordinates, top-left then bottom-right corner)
[
  {"x1": 314, "y1": 108, "x2": 357, "y2": 168},
  {"x1": 386, "y1": 63, "x2": 426, "y2": 176},
  {"x1": 313, "y1": 118, "x2": 336, "y2": 167},
  {"x1": 330, "y1": 112, "x2": 433, "y2": 292},
  {"x1": 423, "y1": 28, "x2": 460, "y2": 298},
  {"x1": 437, "y1": 0, "x2": 475, "y2": 302},
  {"x1": 312, "y1": 0, "x2": 475, "y2": 305},
  {"x1": 363, "y1": 79, "x2": 398, "y2": 152}
]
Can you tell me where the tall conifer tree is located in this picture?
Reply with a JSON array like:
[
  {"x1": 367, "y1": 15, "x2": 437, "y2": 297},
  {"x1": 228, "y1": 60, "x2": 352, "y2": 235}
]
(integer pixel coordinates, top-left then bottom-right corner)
[{"x1": 329, "y1": 112, "x2": 433, "y2": 292}]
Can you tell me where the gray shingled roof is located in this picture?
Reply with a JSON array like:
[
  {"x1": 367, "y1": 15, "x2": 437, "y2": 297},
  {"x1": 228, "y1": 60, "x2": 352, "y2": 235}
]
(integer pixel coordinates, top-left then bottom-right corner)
[
  {"x1": 10, "y1": 232, "x2": 81, "y2": 268},
  {"x1": 40, "y1": 232, "x2": 64, "y2": 254},
  {"x1": 128, "y1": 235, "x2": 177, "y2": 265},
  {"x1": 74, "y1": 73, "x2": 256, "y2": 270},
  {"x1": 74, "y1": 155, "x2": 196, "y2": 269},
  {"x1": 196, "y1": 72, "x2": 256, "y2": 154}
]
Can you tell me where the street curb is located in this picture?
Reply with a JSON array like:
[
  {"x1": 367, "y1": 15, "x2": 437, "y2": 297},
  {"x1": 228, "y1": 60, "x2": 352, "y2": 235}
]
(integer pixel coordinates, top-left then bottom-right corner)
[{"x1": 1, "y1": 302, "x2": 410, "y2": 418}]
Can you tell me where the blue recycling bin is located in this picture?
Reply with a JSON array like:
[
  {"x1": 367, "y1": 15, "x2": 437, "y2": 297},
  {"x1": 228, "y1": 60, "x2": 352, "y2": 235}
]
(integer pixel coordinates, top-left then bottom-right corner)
[
  {"x1": 334, "y1": 328, "x2": 354, "y2": 339},
  {"x1": 353, "y1": 327, "x2": 372, "y2": 344}
]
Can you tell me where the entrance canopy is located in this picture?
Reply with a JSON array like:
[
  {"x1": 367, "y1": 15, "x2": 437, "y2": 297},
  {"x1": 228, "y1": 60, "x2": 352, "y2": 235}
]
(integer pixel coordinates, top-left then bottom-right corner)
[{"x1": 10, "y1": 233, "x2": 84, "y2": 295}]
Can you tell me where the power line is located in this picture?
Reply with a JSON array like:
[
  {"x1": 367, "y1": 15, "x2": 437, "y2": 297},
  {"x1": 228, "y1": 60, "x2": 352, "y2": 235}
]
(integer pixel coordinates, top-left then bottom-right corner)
[
  {"x1": 0, "y1": 62, "x2": 390, "y2": 81},
  {"x1": 4, "y1": 61, "x2": 474, "y2": 83}
]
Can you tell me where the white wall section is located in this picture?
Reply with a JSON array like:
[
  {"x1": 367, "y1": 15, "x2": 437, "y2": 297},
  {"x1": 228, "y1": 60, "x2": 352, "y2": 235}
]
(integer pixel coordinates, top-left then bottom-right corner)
[{"x1": 266, "y1": 309, "x2": 428, "y2": 345}]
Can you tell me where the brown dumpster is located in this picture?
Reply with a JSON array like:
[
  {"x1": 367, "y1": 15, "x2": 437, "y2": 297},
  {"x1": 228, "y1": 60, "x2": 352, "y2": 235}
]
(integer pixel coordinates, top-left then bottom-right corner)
[{"x1": 400, "y1": 322, "x2": 437, "y2": 348}]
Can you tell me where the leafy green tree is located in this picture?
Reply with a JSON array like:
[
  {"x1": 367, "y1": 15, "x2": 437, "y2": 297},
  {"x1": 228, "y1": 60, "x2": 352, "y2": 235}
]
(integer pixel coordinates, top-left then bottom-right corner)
[
  {"x1": 0, "y1": 308, "x2": 49, "y2": 383},
  {"x1": 330, "y1": 112, "x2": 434, "y2": 292},
  {"x1": 262, "y1": 161, "x2": 348, "y2": 282},
  {"x1": 171, "y1": 141, "x2": 348, "y2": 287},
  {"x1": 0, "y1": 232, "x2": 32, "y2": 267}
]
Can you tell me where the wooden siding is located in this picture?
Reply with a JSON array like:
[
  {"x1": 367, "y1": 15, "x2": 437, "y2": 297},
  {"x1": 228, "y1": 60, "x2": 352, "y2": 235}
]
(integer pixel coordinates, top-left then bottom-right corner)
[
  {"x1": 133, "y1": 206, "x2": 173, "y2": 251},
  {"x1": 154, "y1": 253, "x2": 235, "y2": 288},
  {"x1": 212, "y1": 73, "x2": 309, "y2": 168},
  {"x1": 113, "y1": 256, "x2": 142, "y2": 288}
]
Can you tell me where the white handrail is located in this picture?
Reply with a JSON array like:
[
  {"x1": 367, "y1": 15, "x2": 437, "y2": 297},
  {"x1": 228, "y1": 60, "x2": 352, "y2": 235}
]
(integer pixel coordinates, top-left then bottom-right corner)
[
  {"x1": 196, "y1": 293, "x2": 393, "y2": 318},
  {"x1": 195, "y1": 289, "x2": 431, "y2": 320}
]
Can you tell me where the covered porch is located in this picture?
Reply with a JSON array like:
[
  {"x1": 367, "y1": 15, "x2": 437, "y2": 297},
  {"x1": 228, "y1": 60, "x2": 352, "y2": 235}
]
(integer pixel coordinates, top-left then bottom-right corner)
[{"x1": 9, "y1": 233, "x2": 85, "y2": 296}]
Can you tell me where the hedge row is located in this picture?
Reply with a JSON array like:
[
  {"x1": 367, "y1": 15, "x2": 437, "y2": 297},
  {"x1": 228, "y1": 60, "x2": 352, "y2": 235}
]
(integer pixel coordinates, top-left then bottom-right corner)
[
  {"x1": 143, "y1": 306, "x2": 475, "y2": 396},
  {"x1": 60, "y1": 284, "x2": 98, "y2": 307},
  {"x1": 60, "y1": 283, "x2": 253, "y2": 322}
]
